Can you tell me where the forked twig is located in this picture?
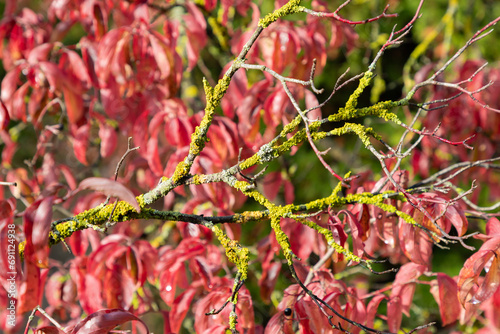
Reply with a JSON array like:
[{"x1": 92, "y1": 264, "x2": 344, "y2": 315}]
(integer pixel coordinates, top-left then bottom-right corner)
[{"x1": 105, "y1": 137, "x2": 140, "y2": 228}]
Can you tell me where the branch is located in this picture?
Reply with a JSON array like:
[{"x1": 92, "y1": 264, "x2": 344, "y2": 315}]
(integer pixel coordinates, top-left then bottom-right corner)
[{"x1": 300, "y1": 0, "x2": 397, "y2": 25}]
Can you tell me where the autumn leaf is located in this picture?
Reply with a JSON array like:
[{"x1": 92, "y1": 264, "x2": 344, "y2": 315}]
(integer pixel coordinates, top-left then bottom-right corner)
[
  {"x1": 78, "y1": 177, "x2": 140, "y2": 213},
  {"x1": 68, "y1": 309, "x2": 149, "y2": 334}
]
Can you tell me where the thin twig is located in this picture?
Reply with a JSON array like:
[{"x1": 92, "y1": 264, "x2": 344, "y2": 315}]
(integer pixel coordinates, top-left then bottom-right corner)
[{"x1": 105, "y1": 137, "x2": 140, "y2": 228}]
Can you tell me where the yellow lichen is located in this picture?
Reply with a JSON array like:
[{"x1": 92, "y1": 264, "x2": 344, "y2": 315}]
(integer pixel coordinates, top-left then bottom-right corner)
[
  {"x1": 270, "y1": 216, "x2": 294, "y2": 264},
  {"x1": 258, "y1": 0, "x2": 302, "y2": 28},
  {"x1": 211, "y1": 225, "x2": 249, "y2": 280},
  {"x1": 345, "y1": 71, "x2": 373, "y2": 111}
]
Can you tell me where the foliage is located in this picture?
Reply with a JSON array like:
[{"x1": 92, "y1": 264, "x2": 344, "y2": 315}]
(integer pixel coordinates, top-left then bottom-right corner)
[{"x1": 0, "y1": 0, "x2": 499, "y2": 333}]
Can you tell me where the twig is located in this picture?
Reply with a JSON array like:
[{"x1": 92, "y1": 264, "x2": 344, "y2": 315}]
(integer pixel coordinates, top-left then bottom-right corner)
[
  {"x1": 0, "y1": 181, "x2": 17, "y2": 186},
  {"x1": 301, "y1": 0, "x2": 397, "y2": 25},
  {"x1": 288, "y1": 262, "x2": 395, "y2": 334},
  {"x1": 105, "y1": 137, "x2": 139, "y2": 228},
  {"x1": 303, "y1": 247, "x2": 335, "y2": 286},
  {"x1": 24, "y1": 306, "x2": 68, "y2": 334},
  {"x1": 410, "y1": 157, "x2": 500, "y2": 188}
]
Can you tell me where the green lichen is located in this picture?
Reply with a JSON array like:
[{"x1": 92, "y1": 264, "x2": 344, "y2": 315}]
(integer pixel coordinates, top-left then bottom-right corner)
[
  {"x1": 18, "y1": 241, "x2": 25, "y2": 259},
  {"x1": 211, "y1": 225, "x2": 249, "y2": 280},
  {"x1": 345, "y1": 71, "x2": 373, "y2": 110},
  {"x1": 212, "y1": 75, "x2": 231, "y2": 102},
  {"x1": 190, "y1": 174, "x2": 204, "y2": 185},
  {"x1": 229, "y1": 311, "x2": 238, "y2": 330},
  {"x1": 75, "y1": 201, "x2": 139, "y2": 224},
  {"x1": 204, "y1": 77, "x2": 214, "y2": 102},
  {"x1": 270, "y1": 216, "x2": 294, "y2": 264},
  {"x1": 357, "y1": 100, "x2": 402, "y2": 123},
  {"x1": 239, "y1": 154, "x2": 260, "y2": 170},
  {"x1": 233, "y1": 180, "x2": 272, "y2": 207},
  {"x1": 171, "y1": 160, "x2": 190, "y2": 184},
  {"x1": 328, "y1": 123, "x2": 381, "y2": 147},
  {"x1": 239, "y1": 117, "x2": 322, "y2": 171},
  {"x1": 326, "y1": 71, "x2": 402, "y2": 128},
  {"x1": 278, "y1": 115, "x2": 302, "y2": 139},
  {"x1": 172, "y1": 76, "x2": 232, "y2": 184},
  {"x1": 329, "y1": 97, "x2": 402, "y2": 125},
  {"x1": 344, "y1": 192, "x2": 431, "y2": 232},
  {"x1": 258, "y1": 0, "x2": 302, "y2": 28},
  {"x1": 232, "y1": 210, "x2": 269, "y2": 224}
]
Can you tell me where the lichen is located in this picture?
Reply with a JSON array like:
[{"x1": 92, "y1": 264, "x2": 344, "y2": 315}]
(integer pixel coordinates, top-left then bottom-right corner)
[
  {"x1": 233, "y1": 180, "x2": 271, "y2": 207},
  {"x1": 172, "y1": 160, "x2": 190, "y2": 184},
  {"x1": 270, "y1": 216, "x2": 294, "y2": 264},
  {"x1": 258, "y1": 0, "x2": 302, "y2": 28},
  {"x1": 211, "y1": 225, "x2": 249, "y2": 280},
  {"x1": 345, "y1": 71, "x2": 373, "y2": 111},
  {"x1": 256, "y1": 144, "x2": 274, "y2": 162},
  {"x1": 229, "y1": 311, "x2": 238, "y2": 330},
  {"x1": 328, "y1": 123, "x2": 380, "y2": 147}
]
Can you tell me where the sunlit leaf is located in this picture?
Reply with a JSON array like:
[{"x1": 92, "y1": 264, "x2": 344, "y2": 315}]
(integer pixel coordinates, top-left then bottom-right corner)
[
  {"x1": 430, "y1": 273, "x2": 460, "y2": 326},
  {"x1": 78, "y1": 177, "x2": 140, "y2": 213},
  {"x1": 69, "y1": 309, "x2": 149, "y2": 334},
  {"x1": 457, "y1": 237, "x2": 500, "y2": 306}
]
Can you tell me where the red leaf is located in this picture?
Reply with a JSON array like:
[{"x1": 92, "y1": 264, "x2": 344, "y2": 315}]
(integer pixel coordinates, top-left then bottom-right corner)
[
  {"x1": 146, "y1": 136, "x2": 164, "y2": 176},
  {"x1": 149, "y1": 32, "x2": 172, "y2": 79},
  {"x1": 63, "y1": 85, "x2": 84, "y2": 124},
  {"x1": 92, "y1": 3, "x2": 108, "y2": 39},
  {"x1": 339, "y1": 210, "x2": 365, "y2": 260},
  {"x1": 354, "y1": 203, "x2": 370, "y2": 241},
  {"x1": 17, "y1": 260, "x2": 42, "y2": 314},
  {"x1": 69, "y1": 309, "x2": 149, "y2": 334},
  {"x1": 399, "y1": 222, "x2": 433, "y2": 265},
  {"x1": 184, "y1": 3, "x2": 207, "y2": 70},
  {"x1": 259, "y1": 261, "x2": 281, "y2": 303},
  {"x1": 61, "y1": 49, "x2": 92, "y2": 87},
  {"x1": 365, "y1": 295, "x2": 386, "y2": 328},
  {"x1": 78, "y1": 177, "x2": 140, "y2": 213},
  {"x1": 80, "y1": 39, "x2": 100, "y2": 88},
  {"x1": 445, "y1": 204, "x2": 468, "y2": 237},
  {"x1": 169, "y1": 288, "x2": 197, "y2": 333},
  {"x1": 262, "y1": 171, "x2": 283, "y2": 202},
  {"x1": 264, "y1": 310, "x2": 295, "y2": 334},
  {"x1": 24, "y1": 197, "x2": 54, "y2": 268},
  {"x1": 486, "y1": 217, "x2": 500, "y2": 236},
  {"x1": 193, "y1": 256, "x2": 213, "y2": 289},
  {"x1": 472, "y1": 253, "x2": 500, "y2": 304},
  {"x1": 391, "y1": 263, "x2": 426, "y2": 316},
  {"x1": 33, "y1": 326, "x2": 66, "y2": 334},
  {"x1": 1, "y1": 67, "x2": 21, "y2": 104},
  {"x1": 39, "y1": 61, "x2": 65, "y2": 91},
  {"x1": 430, "y1": 273, "x2": 460, "y2": 325},
  {"x1": 31, "y1": 197, "x2": 54, "y2": 266},
  {"x1": 457, "y1": 236, "x2": 500, "y2": 306},
  {"x1": 11, "y1": 82, "x2": 29, "y2": 121},
  {"x1": 0, "y1": 99, "x2": 10, "y2": 132},
  {"x1": 73, "y1": 123, "x2": 90, "y2": 165},
  {"x1": 98, "y1": 121, "x2": 117, "y2": 158},
  {"x1": 0, "y1": 198, "x2": 15, "y2": 220},
  {"x1": 165, "y1": 116, "x2": 193, "y2": 148},
  {"x1": 27, "y1": 43, "x2": 53, "y2": 64},
  {"x1": 387, "y1": 297, "x2": 402, "y2": 332},
  {"x1": 221, "y1": 66, "x2": 247, "y2": 119}
]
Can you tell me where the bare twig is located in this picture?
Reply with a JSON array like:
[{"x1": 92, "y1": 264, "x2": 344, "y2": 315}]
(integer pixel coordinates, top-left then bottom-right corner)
[
  {"x1": 0, "y1": 181, "x2": 17, "y2": 186},
  {"x1": 105, "y1": 137, "x2": 139, "y2": 228},
  {"x1": 24, "y1": 306, "x2": 68, "y2": 334},
  {"x1": 410, "y1": 157, "x2": 500, "y2": 188},
  {"x1": 301, "y1": 0, "x2": 397, "y2": 25}
]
